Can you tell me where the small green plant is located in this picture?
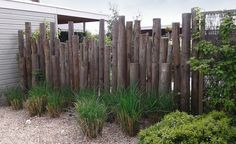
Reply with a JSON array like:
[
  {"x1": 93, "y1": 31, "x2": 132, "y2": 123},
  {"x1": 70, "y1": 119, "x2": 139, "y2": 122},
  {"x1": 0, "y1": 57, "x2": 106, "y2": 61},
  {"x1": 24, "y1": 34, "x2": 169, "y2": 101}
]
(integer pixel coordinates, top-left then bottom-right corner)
[
  {"x1": 139, "y1": 111, "x2": 236, "y2": 144},
  {"x1": 5, "y1": 87, "x2": 24, "y2": 110},
  {"x1": 115, "y1": 86, "x2": 143, "y2": 136},
  {"x1": 47, "y1": 91, "x2": 64, "y2": 118},
  {"x1": 75, "y1": 96, "x2": 107, "y2": 138},
  {"x1": 25, "y1": 82, "x2": 51, "y2": 116},
  {"x1": 60, "y1": 86, "x2": 74, "y2": 108}
]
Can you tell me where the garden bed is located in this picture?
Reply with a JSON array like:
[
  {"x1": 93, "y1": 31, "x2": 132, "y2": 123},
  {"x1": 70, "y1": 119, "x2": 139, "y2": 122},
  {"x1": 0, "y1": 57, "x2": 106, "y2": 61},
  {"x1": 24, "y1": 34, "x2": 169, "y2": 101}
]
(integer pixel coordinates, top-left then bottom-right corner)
[{"x1": 0, "y1": 107, "x2": 137, "y2": 144}]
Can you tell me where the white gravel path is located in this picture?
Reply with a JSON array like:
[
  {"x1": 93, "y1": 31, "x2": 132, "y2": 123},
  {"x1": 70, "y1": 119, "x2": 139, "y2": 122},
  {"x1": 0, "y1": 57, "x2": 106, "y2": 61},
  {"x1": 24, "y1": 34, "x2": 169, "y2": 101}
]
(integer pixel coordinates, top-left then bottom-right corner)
[{"x1": 0, "y1": 107, "x2": 138, "y2": 144}]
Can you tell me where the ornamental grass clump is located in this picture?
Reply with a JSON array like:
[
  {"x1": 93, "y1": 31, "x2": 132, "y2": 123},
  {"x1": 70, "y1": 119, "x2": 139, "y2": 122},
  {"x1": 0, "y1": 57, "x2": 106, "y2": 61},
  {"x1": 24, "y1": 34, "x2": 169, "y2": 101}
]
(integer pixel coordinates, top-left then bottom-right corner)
[
  {"x1": 75, "y1": 97, "x2": 107, "y2": 138},
  {"x1": 47, "y1": 91, "x2": 64, "y2": 118},
  {"x1": 5, "y1": 87, "x2": 24, "y2": 110},
  {"x1": 116, "y1": 86, "x2": 143, "y2": 136},
  {"x1": 25, "y1": 83, "x2": 50, "y2": 116}
]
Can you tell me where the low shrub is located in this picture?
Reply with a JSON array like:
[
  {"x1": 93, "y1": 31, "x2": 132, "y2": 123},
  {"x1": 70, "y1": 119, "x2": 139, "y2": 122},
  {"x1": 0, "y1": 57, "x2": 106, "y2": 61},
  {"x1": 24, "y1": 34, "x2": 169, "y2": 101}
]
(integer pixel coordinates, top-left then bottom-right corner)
[
  {"x1": 75, "y1": 96, "x2": 107, "y2": 138},
  {"x1": 139, "y1": 111, "x2": 236, "y2": 144},
  {"x1": 25, "y1": 83, "x2": 50, "y2": 116},
  {"x1": 60, "y1": 87, "x2": 74, "y2": 108},
  {"x1": 116, "y1": 86, "x2": 143, "y2": 136},
  {"x1": 5, "y1": 87, "x2": 24, "y2": 110},
  {"x1": 47, "y1": 91, "x2": 64, "y2": 118}
]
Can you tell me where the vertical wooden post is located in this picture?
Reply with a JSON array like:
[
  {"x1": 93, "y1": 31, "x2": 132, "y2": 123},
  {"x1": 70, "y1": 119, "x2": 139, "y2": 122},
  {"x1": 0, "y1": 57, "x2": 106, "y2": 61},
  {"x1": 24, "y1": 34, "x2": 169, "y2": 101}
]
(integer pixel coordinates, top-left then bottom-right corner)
[
  {"x1": 18, "y1": 30, "x2": 27, "y2": 90},
  {"x1": 49, "y1": 22, "x2": 56, "y2": 85},
  {"x1": 117, "y1": 16, "x2": 127, "y2": 88},
  {"x1": 72, "y1": 35, "x2": 79, "y2": 90},
  {"x1": 60, "y1": 43, "x2": 66, "y2": 87},
  {"x1": 159, "y1": 63, "x2": 171, "y2": 93},
  {"x1": 39, "y1": 23, "x2": 46, "y2": 76},
  {"x1": 134, "y1": 20, "x2": 141, "y2": 63},
  {"x1": 130, "y1": 63, "x2": 139, "y2": 86},
  {"x1": 112, "y1": 20, "x2": 119, "y2": 91},
  {"x1": 146, "y1": 37, "x2": 152, "y2": 92},
  {"x1": 104, "y1": 46, "x2": 110, "y2": 91},
  {"x1": 152, "y1": 18, "x2": 161, "y2": 91},
  {"x1": 31, "y1": 39, "x2": 39, "y2": 86},
  {"x1": 126, "y1": 21, "x2": 133, "y2": 86},
  {"x1": 54, "y1": 38, "x2": 60, "y2": 87},
  {"x1": 172, "y1": 22, "x2": 181, "y2": 108},
  {"x1": 88, "y1": 40, "x2": 93, "y2": 88},
  {"x1": 68, "y1": 21, "x2": 74, "y2": 89},
  {"x1": 52, "y1": 56, "x2": 59, "y2": 88},
  {"x1": 83, "y1": 39, "x2": 89, "y2": 88},
  {"x1": 99, "y1": 19, "x2": 105, "y2": 90},
  {"x1": 25, "y1": 22, "x2": 32, "y2": 88},
  {"x1": 65, "y1": 41, "x2": 70, "y2": 86},
  {"x1": 94, "y1": 40, "x2": 99, "y2": 90},
  {"x1": 181, "y1": 13, "x2": 191, "y2": 112},
  {"x1": 44, "y1": 40, "x2": 50, "y2": 83},
  {"x1": 139, "y1": 33, "x2": 148, "y2": 90},
  {"x1": 160, "y1": 37, "x2": 168, "y2": 63}
]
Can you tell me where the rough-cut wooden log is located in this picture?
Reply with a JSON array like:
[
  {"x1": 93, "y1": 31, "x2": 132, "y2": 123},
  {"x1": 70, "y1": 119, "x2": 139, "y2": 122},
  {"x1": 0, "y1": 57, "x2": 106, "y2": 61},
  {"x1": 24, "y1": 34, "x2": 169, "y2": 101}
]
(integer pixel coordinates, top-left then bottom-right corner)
[
  {"x1": 65, "y1": 41, "x2": 70, "y2": 86},
  {"x1": 94, "y1": 40, "x2": 99, "y2": 90},
  {"x1": 99, "y1": 19, "x2": 105, "y2": 90},
  {"x1": 159, "y1": 63, "x2": 171, "y2": 93},
  {"x1": 54, "y1": 38, "x2": 60, "y2": 87},
  {"x1": 60, "y1": 43, "x2": 66, "y2": 87},
  {"x1": 172, "y1": 22, "x2": 181, "y2": 108},
  {"x1": 117, "y1": 16, "x2": 127, "y2": 88},
  {"x1": 167, "y1": 45, "x2": 173, "y2": 64},
  {"x1": 31, "y1": 39, "x2": 39, "y2": 86},
  {"x1": 44, "y1": 40, "x2": 50, "y2": 83},
  {"x1": 104, "y1": 46, "x2": 110, "y2": 91},
  {"x1": 130, "y1": 63, "x2": 139, "y2": 86},
  {"x1": 83, "y1": 39, "x2": 89, "y2": 88},
  {"x1": 112, "y1": 20, "x2": 119, "y2": 91},
  {"x1": 72, "y1": 36, "x2": 79, "y2": 90},
  {"x1": 25, "y1": 22, "x2": 32, "y2": 88},
  {"x1": 52, "y1": 56, "x2": 59, "y2": 88},
  {"x1": 152, "y1": 18, "x2": 161, "y2": 92},
  {"x1": 39, "y1": 23, "x2": 46, "y2": 76},
  {"x1": 68, "y1": 21, "x2": 74, "y2": 89},
  {"x1": 134, "y1": 20, "x2": 141, "y2": 63},
  {"x1": 50, "y1": 22, "x2": 56, "y2": 55},
  {"x1": 126, "y1": 21, "x2": 133, "y2": 86},
  {"x1": 18, "y1": 30, "x2": 27, "y2": 89},
  {"x1": 88, "y1": 39, "x2": 93, "y2": 88},
  {"x1": 146, "y1": 37, "x2": 152, "y2": 92},
  {"x1": 180, "y1": 13, "x2": 191, "y2": 112},
  {"x1": 139, "y1": 33, "x2": 148, "y2": 90},
  {"x1": 160, "y1": 37, "x2": 168, "y2": 63}
]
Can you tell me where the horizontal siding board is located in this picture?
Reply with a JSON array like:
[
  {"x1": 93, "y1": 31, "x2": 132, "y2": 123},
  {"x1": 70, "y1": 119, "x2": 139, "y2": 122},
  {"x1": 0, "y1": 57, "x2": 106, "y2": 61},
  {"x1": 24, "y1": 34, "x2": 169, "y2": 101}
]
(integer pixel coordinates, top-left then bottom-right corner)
[
  {"x1": 0, "y1": 73, "x2": 19, "y2": 81},
  {"x1": 0, "y1": 63, "x2": 18, "y2": 70},
  {"x1": 0, "y1": 78, "x2": 20, "y2": 86}
]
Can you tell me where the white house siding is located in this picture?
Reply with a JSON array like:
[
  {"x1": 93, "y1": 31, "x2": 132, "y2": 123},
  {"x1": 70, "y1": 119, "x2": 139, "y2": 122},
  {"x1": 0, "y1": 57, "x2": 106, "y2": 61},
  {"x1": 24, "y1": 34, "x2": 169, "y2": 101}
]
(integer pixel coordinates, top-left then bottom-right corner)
[{"x1": 0, "y1": 8, "x2": 57, "y2": 89}]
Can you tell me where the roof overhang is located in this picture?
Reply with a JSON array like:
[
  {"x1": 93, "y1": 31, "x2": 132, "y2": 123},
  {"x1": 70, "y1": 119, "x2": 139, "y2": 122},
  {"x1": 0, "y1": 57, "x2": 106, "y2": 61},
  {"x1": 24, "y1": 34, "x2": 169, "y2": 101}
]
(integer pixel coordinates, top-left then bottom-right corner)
[{"x1": 0, "y1": 0, "x2": 108, "y2": 23}]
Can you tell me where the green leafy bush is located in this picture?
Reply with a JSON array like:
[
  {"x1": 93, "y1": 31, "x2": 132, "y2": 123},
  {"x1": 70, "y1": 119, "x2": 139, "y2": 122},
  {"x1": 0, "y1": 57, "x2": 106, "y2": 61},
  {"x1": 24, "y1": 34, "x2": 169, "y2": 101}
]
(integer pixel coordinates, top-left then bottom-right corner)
[
  {"x1": 5, "y1": 87, "x2": 24, "y2": 110},
  {"x1": 189, "y1": 14, "x2": 236, "y2": 114},
  {"x1": 47, "y1": 91, "x2": 64, "y2": 118},
  {"x1": 139, "y1": 111, "x2": 236, "y2": 144},
  {"x1": 25, "y1": 83, "x2": 51, "y2": 116},
  {"x1": 115, "y1": 86, "x2": 143, "y2": 136},
  {"x1": 75, "y1": 96, "x2": 107, "y2": 138}
]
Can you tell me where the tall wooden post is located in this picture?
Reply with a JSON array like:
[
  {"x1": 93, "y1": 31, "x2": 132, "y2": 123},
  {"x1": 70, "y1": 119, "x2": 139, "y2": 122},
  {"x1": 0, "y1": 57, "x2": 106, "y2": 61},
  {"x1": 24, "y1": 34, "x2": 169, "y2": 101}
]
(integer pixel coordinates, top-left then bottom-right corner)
[
  {"x1": 104, "y1": 46, "x2": 110, "y2": 91},
  {"x1": 60, "y1": 43, "x2": 66, "y2": 87},
  {"x1": 126, "y1": 21, "x2": 133, "y2": 86},
  {"x1": 112, "y1": 20, "x2": 119, "y2": 91},
  {"x1": 65, "y1": 41, "x2": 70, "y2": 86},
  {"x1": 146, "y1": 38, "x2": 152, "y2": 92},
  {"x1": 68, "y1": 21, "x2": 74, "y2": 89},
  {"x1": 130, "y1": 63, "x2": 139, "y2": 86},
  {"x1": 99, "y1": 19, "x2": 105, "y2": 90},
  {"x1": 94, "y1": 40, "x2": 99, "y2": 90},
  {"x1": 31, "y1": 39, "x2": 39, "y2": 86},
  {"x1": 25, "y1": 22, "x2": 32, "y2": 88},
  {"x1": 134, "y1": 20, "x2": 141, "y2": 63},
  {"x1": 159, "y1": 63, "x2": 171, "y2": 93},
  {"x1": 181, "y1": 13, "x2": 191, "y2": 112},
  {"x1": 72, "y1": 36, "x2": 79, "y2": 90},
  {"x1": 152, "y1": 18, "x2": 161, "y2": 91},
  {"x1": 39, "y1": 23, "x2": 46, "y2": 76},
  {"x1": 160, "y1": 37, "x2": 168, "y2": 63},
  {"x1": 139, "y1": 33, "x2": 148, "y2": 90},
  {"x1": 117, "y1": 16, "x2": 127, "y2": 88},
  {"x1": 83, "y1": 39, "x2": 89, "y2": 88}
]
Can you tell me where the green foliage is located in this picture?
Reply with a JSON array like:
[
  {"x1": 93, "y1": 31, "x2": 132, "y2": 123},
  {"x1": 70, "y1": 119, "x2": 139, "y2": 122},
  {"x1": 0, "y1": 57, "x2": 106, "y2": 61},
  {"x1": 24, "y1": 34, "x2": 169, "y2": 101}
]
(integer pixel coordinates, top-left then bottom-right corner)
[
  {"x1": 139, "y1": 111, "x2": 236, "y2": 144},
  {"x1": 59, "y1": 86, "x2": 74, "y2": 107},
  {"x1": 189, "y1": 14, "x2": 236, "y2": 114},
  {"x1": 107, "y1": 2, "x2": 119, "y2": 35},
  {"x1": 26, "y1": 82, "x2": 51, "y2": 116},
  {"x1": 47, "y1": 91, "x2": 64, "y2": 118},
  {"x1": 75, "y1": 96, "x2": 107, "y2": 138},
  {"x1": 115, "y1": 86, "x2": 143, "y2": 136},
  {"x1": 5, "y1": 87, "x2": 24, "y2": 110}
]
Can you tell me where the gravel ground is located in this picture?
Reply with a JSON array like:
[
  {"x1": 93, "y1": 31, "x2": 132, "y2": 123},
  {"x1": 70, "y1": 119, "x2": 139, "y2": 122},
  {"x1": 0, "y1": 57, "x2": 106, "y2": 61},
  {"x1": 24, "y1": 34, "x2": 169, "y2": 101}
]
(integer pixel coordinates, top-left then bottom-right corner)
[{"x1": 0, "y1": 106, "x2": 138, "y2": 144}]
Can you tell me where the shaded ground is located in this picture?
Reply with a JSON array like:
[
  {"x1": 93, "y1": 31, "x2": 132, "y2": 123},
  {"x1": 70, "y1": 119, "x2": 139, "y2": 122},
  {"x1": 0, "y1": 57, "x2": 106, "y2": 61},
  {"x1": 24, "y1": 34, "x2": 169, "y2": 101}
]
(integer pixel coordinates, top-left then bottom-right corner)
[{"x1": 0, "y1": 107, "x2": 137, "y2": 144}]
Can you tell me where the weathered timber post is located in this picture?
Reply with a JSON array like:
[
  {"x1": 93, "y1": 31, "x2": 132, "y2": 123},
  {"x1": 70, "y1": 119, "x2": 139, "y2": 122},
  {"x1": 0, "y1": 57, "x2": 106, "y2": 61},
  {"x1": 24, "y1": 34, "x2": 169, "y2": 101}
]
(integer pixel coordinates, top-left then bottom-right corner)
[
  {"x1": 31, "y1": 39, "x2": 39, "y2": 86},
  {"x1": 65, "y1": 41, "x2": 70, "y2": 86},
  {"x1": 111, "y1": 20, "x2": 119, "y2": 91},
  {"x1": 44, "y1": 40, "x2": 50, "y2": 83},
  {"x1": 160, "y1": 37, "x2": 168, "y2": 63},
  {"x1": 117, "y1": 16, "x2": 127, "y2": 88},
  {"x1": 94, "y1": 40, "x2": 99, "y2": 90},
  {"x1": 39, "y1": 23, "x2": 46, "y2": 76},
  {"x1": 139, "y1": 33, "x2": 148, "y2": 90},
  {"x1": 172, "y1": 22, "x2": 181, "y2": 109},
  {"x1": 152, "y1": 18, "x2": 161, "y2": 91},
  {"x1": 99, "y1": 19, "x2": 105, "y2": 90},
  {"x1": 130, "y1": 63, "x2": 139, "y2": 86},
  {"x1": 52, "y1": 56, "x2": 59, "y2": 88},
  {"x1": 133, "y1": 20, "x2": 141, "y2": 63},
  {"x1": 25, "y1": 22, "x2": 32, "y2": 88},
  {"x1": 126, "y1": 21, "x2": 133, "y2": 86},
  {"x1": 104, "y1": 46, "x2": 110, "y2": 91},
  {"x1": 181, "y1": 13, "x2": 191, "y2": 112},
  {"x1": 159, "y1": 63, "x2": 171, "y2": 93},
  {"x1": 54, "y1": 38, "x2": 60, "y2": 87},
  {"x1": 60, "y1": 43, "x2": 66, "y2": 87},
  {"x1": 68, "y1": 21, "x2": 74, "y2": 89},
  {"x1": 18, "y1": 30, "x2": 27, "y2": 90},
  {"x1": 83, "y1": 39, "x2": 89, "y2": 89},
  {"x1": 49, "y1": 22, "x2": 56, "y2": 85},
  {"x1": 72, "y1": 36, "x2": 79, "y2": 90},
  {"x1": 146, "y1": 38, "x2": 152, "y2": 92}
]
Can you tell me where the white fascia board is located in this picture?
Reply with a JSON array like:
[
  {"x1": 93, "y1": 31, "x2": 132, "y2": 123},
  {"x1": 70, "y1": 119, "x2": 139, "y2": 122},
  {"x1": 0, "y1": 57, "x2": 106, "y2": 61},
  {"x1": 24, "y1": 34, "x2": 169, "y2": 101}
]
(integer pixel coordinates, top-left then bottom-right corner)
[{"x1": 0, "y1": 0, "x2": 108, "y2": 20}]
